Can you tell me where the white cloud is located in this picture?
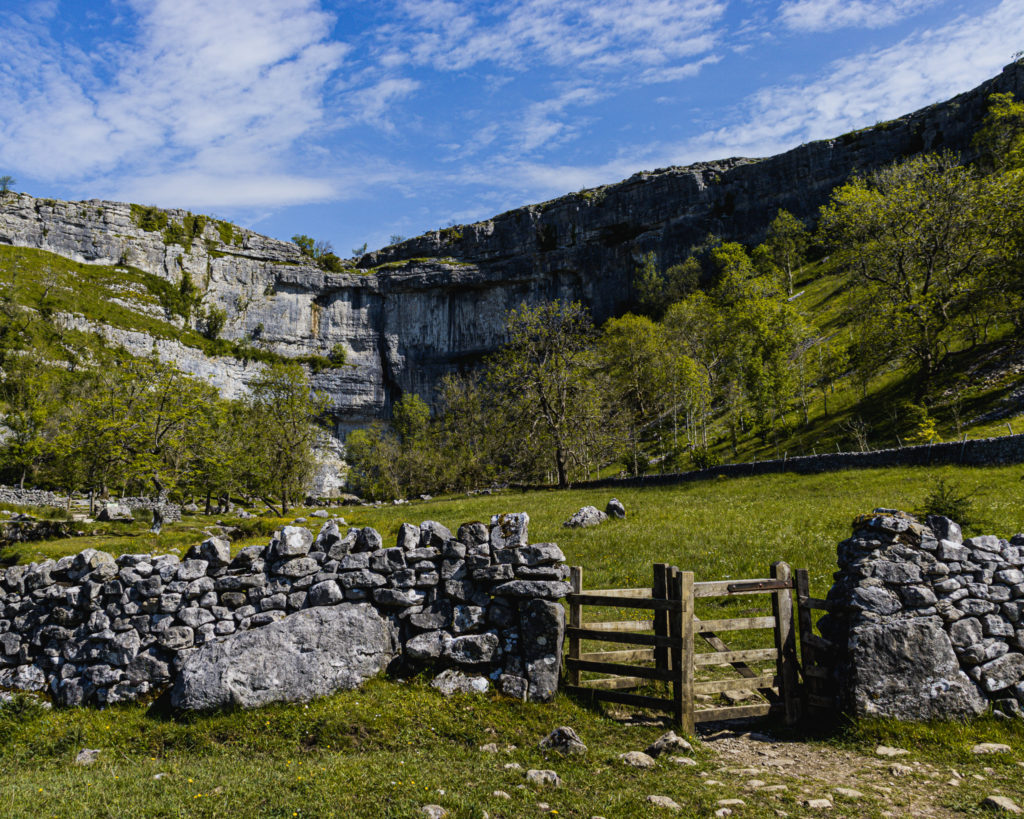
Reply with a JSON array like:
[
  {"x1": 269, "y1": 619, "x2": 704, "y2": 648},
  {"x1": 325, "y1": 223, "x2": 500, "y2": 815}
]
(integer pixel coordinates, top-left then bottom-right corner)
[
  {"x1": 778, "y1": 0, "x2": 943, "y2": 32},
  {"x1": 344, "y1": 77, "x2": 421, "y2": 129},
  {"x1": 681, "y1": 0, "x2": 1024, "y2": 161},
  {"x1": 381, "y1": 0, "x2": 727, "y2": 72},
  {"x1": 0, "y1": 0, "x2": 348, "y2": 206}
]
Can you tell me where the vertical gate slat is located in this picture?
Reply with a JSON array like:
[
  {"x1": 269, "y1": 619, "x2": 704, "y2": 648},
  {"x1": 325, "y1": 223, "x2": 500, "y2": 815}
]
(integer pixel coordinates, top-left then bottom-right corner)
[
  {"x1": 794, "y1": 568, "x2": 815, "y2": 714},
  {"x1": 671, "y1": 567, "x2": 695, "y2": 735},
  {"x1": 568, "y1": 566, "x2": 582, "y2": 688},
  {"x1": 770, "y1": 561, "x2": 800, "y2": 725},
  {"x1": 653, "y1": 563, "x2": 669, "y2": 672}
]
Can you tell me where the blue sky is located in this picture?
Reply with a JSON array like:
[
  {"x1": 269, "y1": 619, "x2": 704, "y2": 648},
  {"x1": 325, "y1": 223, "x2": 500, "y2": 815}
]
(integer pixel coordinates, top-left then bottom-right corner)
[{"x1": 1, "y1": 0, "x2": 1021, "y2": 255}]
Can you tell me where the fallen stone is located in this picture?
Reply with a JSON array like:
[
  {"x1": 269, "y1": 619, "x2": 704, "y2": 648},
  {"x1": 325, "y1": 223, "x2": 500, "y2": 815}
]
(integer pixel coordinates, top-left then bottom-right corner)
[
  {"x1": 563, "y1": 506, "x2": 608, "y2": 528},
  {"x1": 973, "y1": 743, "x2": 1012, "y2": 754},
  {"x1": 97, "y1": 503, "x2": 133, "y2": 523},
  {"x1": 526, "y1": 769, "x2": 562, "y2": 787},
  {"x1": 620, "y1": 751, "x2": 657, "y2": 768},
  {"x1": 669, "y1": 755, "x2": 697, "y2": 766},
  {"x1": 646, "y1": 730, "x2": 692, "y2": 757},
  {"x1": 889, "y1": 763, "x2": 913, "y2": 776},
  {"x1": 983, "y1": 795, "x2": 1023, "y2": 814},
  {"x1": 606, "y1": 498, "x2": 626, "y2": 519},
  {"x1": 646, "y1": 795, "x2": 681, "y2": 811},
  {"x1": 803, "y1": 797, "x2": 833, "y2": 809},
  {"x1": 834, "y1": 788, "x2": 863, "y2": 799},
  {"x1": 539, "y1": 726, "x2": 587, "y2": 755},
  {"x1": 170, "y1": 603, "x2": 397, "y2": 710},
  {"x1": 875, "y1": 746, "x2": 909, "y2": 757},
  {"x1": 74, "y1": 748, "x2": 101, "y2": 765},
  {"x1": 421, "y1": 806, "x2": 448, "y2": 819}
]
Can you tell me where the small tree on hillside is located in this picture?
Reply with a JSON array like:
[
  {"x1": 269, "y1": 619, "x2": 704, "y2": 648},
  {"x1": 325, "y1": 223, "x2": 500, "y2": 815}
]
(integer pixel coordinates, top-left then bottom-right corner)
[{"x1": 0, "y1": 176, "x2": 15, "y2": 195}]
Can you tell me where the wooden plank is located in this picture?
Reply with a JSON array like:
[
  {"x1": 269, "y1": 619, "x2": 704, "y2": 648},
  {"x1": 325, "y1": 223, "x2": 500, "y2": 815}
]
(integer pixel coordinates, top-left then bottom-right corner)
[
  {"x1": 693, "y1": 673, "x2": 778, "y2": 695},
  {"x1": 696, "y1": 616, "x2": 777, "y2": 632},
  {"x1": 797, "y1": 595, "x2": 832, "y2": 611},
  {"x1": 584, "y1": 676, "x2": 646, "y2": 691},
  {"x1": 568, "y1": 593, "x2": 681, "y2": 611},
  {"x1": 808, "y1": 694, "x2": 837, "y2": 710},
  {"x1": 795, "y1": 568, "x2": 816, "y2": 712},
  {"x1": 568, "y1": 566, "x2": 582, "y2": 688},
  {"x1": 693, "y1": 618, "x2": 758, "y2": 680},
  {"x1": 653, "y1": 563, "x2": 669, "y2": 674},
  {"x1": 693, "y1": 648, "x2": 778, "y2": 667},
  {"x1": 566, "y1": 627, "x2": 675, "y2": 647},
  {"x1": 588, "y1": 587, "x2": 653, "y2": 598},
  {"x1": 580, "y1": 648, "x2": 656, "y2": 663},
  {"x1": 803, "y1": 664, "x2": 831, "y2": 680},
  {"x1": 676, "y1": 569, "x2": 695, "y2": 735},
  {"x1": 771, "y1": 561, "x2": 800, "y2": 726},
  {"x1": 580, "y1": 620, "x2": 653, "y2": 633},
  {"x1": 564, "y1": 685, "x2": 674, "y2": 711},
  {"x1": 693, "y1": 578, "x2": 792, "y2": 598},
  {"x1": 565, "y1": 658, "x2": 675, "y2": 681},
  {"x1": 693, "y1": 703, "x2": 781, "y2": 723}
]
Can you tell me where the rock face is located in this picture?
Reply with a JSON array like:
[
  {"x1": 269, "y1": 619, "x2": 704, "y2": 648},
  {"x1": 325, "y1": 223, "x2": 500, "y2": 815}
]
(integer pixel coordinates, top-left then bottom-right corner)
[
  {"x1": 1, "y1": 62, "x2": 1021, "y2": 434},
  {"x1": 823, "y1": 510, "x2": 1024, "y2": 720},
  {"x1": 171, "y1": 603, "x2": 397, "y2": 710},
  {"x1": 563, "y1": 506, "x2": 607, "y2": 528}
]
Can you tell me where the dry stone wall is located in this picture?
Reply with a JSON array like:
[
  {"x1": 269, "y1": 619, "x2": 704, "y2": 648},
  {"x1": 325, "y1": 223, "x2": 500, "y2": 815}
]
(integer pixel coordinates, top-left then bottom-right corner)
[
  {"x1": 0, "y1": 512, "x2": 568, "y2": 708},
  {"x1": 823, "y1": 511, "x2": 1024, "y2": 720}
]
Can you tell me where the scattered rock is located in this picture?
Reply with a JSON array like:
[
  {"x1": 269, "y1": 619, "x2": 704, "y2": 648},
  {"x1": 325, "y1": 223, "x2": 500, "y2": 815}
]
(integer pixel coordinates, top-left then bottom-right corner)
[
  {"x1": 803, "y1": 797, "x2": 833, "y2": 809},
  {"x1": 620, "y1": 751, "x2": 657, "y2": 768},
  {"x1": 605, "y1": 498, "x2": 626, "y2": 519},
  {"x1": 973, "y1": 743, "x2": 1012, "y2": 755},
  {"x1": 669, "y1": 755, "x2": 697, "y2": 766},
  {"x1": 74, "y1": 748, "x2": 101, "y2": 765},
  {"x1": 421, "y1": 806, "x2": 448, "y2": 818},
  {"x1": 646, "y1": 795, "x2": 681, "y2": 811},
  {"x1": 889, "y1": 764, "x2": 913, "y2": 776},
  {"x1": 646, "y1": 730, "x2": 693, "y2": 757},
  {"x1": 526, "y1": 769, "x2": 562, "y2": 787},
  {"x1": 562, "y1": 506, "x2": 607, "y2": 528},
  {"x1": 97, "y1": 503, "x2": 133, "y2": 523},
  {"x1": 539, "y1": 726, "x2": 587, "y2": 756},
  {"x1": 875, "y1": 746, "x2": 909, "y2": 757},
  {"x1": 983, "y1": 795, "x2": 1023, "y2": 814},
  {"x1": 834, "y1": 788, "x2": 863, "y2": 799},
  {"x1": 492, "y1": 790, "x2": 511, "y2": 799},
  {"x1": 718, "y1": 798, "x2": 746, "y2": 807}
]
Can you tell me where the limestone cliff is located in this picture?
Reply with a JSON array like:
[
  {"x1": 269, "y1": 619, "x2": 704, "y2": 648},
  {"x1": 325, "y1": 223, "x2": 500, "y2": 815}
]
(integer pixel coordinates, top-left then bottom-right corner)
[{"x1": 1, "y1": 60, "x2": 1021, "y2": 436}]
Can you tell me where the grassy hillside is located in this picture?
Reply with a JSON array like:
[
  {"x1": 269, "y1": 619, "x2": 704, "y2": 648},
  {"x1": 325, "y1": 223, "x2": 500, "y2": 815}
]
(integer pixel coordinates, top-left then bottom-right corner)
[{"x1": 3, "y1": 466, "x2": 1024, "y2": 817}]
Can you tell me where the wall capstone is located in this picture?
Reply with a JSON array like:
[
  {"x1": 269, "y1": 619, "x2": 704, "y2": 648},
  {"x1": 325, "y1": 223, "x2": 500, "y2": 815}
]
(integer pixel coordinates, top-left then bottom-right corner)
[
  {"x1": 822, "y1": 510, "x2": 1024, "y2": 720},
  {"x1": 0, "y1": 512, "x2": 567, "y2": 707}
]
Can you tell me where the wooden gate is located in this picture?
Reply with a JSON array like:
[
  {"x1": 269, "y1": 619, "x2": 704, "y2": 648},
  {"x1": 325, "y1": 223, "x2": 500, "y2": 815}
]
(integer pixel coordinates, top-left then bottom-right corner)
[{"x1": 564, "y1": 561, "x2": 805, "y2": 733}]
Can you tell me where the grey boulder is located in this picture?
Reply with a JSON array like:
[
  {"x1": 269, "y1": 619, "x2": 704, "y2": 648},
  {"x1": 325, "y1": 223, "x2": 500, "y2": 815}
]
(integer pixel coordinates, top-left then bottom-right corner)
[
  {"x1": 171, "y1": 603, "x2": 397, "y2": 710},
  {"x1": 844, "y1": 616, "x2": 986, "y2": 720},
  {"x1": 563, "y1": 506, "x2": 607, "y2": 528}
]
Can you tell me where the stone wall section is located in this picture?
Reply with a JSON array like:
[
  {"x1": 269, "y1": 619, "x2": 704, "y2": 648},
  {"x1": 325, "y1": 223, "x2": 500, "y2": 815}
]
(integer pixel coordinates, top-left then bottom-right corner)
[
  {"x1": 570, "y1": 433, "x2": 1024, "y2": 490},
  {"x1": 823, "y1": 511, "x2": 1024, "y2": 720},
  {"x1": 0, "y1": 512, "x2": 568, "y2": 707}
]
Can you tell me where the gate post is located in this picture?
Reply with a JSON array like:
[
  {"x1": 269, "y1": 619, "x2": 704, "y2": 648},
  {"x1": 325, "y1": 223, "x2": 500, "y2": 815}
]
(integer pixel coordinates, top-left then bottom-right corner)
[
  {"x1": 670, "y1": 568, "x2": 695, "y2": 735},
  {"x1": 770, "y1": 561, "x2": 800, "y2": 725}
]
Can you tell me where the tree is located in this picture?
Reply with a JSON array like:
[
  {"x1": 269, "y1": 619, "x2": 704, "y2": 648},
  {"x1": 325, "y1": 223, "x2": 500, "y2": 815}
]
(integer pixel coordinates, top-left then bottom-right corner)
[
  {"x1": 763, "y1": 209, "x2": 809, "y2": 296},
  {"x1": 246, "y1": 362, "x2": 330, "y2": 513},
  {"x1": 486, "y1": 300, "x2": 606, "y2": 487},
  {"x1": 0, "y1": 175, "x2": 14, "y2": 195},
  {"x1": 633, "y1": 252, "x2": 700, "y2": 318},
  {"x1": 974, "y1": 92, "x2": 1024, "y2": 171},
  {"x1": 818, "y1": 152, "x2": 1008, "y2": 396},
  {"x1": 598, "y1": 314, "x2": 670, "y2": 475}
]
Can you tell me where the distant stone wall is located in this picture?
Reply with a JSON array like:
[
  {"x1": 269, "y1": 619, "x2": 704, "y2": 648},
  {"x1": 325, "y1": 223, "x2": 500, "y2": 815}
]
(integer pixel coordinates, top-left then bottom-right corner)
[
  {"x1": 568, "y1": 433, "x2": 1024, "y2": 490},
  {"x1": 0, "y1": 513, "x2": 567, "y2": 707},
  {"x1": 822, "y1": 511, "x2": 1024, "y2": 720},
  {"x1": 0, "y1": 486, "x2": 181, "y2": 523}
]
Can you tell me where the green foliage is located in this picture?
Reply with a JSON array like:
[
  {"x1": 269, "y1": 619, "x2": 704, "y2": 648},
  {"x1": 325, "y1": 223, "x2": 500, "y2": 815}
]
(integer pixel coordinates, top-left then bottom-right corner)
[
  {"x1": 328, "y1": 343, "x2": 348, "y2": 368},
  {"x1": 0, "y1": 175, "x2": 15, "y2": 195},
  {"x1": 216, "y1": 220, "x2": 239, "y2": 246},
  {"x1": 439, "y1": 227, "x2": 462, "y2": 243},
  {"x1": 129, "y1": 204, "x2": 168, "y2": 233},
  {"x1": 919, "y1": 476, "x2": 976, "y2": 526},
  {"x1": 388, "y1": 233, "x2": 406, "y2": 245},
  {"x1": 351, "y1": 242, "x2": 368, "y2": 257},
  {"x1": 200, "y1": 306, "x2": 227, "y2": 340},
  {"x1": 974, "y1": 92, "x2": 1024, "y2": 170},
  {"x1": 763, "y1": 209, "x2": 810, "y2": 296}
]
